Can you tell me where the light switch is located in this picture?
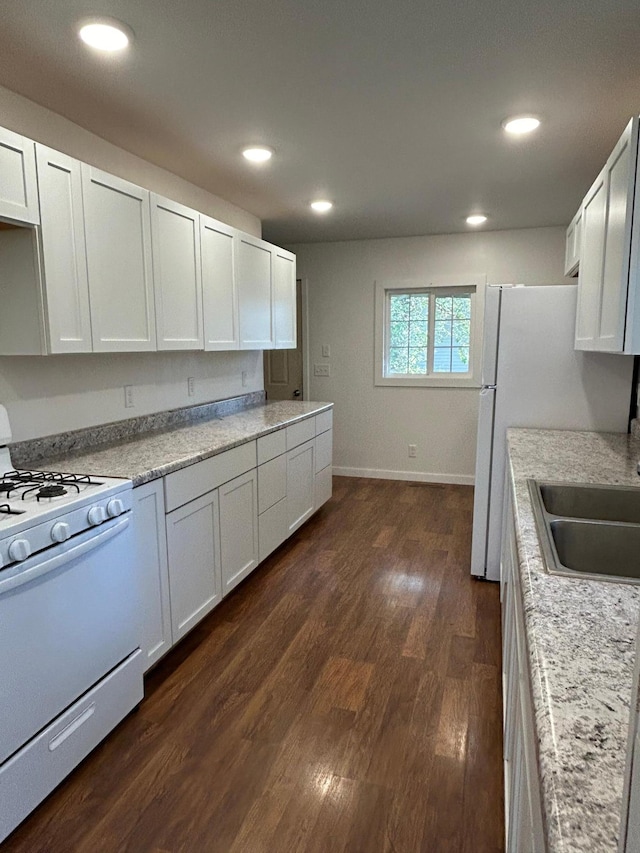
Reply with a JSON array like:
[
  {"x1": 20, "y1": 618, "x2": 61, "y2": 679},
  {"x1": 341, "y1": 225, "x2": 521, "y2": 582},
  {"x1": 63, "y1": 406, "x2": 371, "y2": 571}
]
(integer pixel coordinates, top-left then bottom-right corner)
[{"x1": 322, "y1": 344, "x2": 331, "y2": 358}]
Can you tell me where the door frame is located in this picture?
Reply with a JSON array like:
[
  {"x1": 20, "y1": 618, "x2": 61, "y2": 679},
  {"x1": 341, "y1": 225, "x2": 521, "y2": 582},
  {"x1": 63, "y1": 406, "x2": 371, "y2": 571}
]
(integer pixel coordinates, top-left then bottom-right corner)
[{"x1": 300, "y1": 277, "x2": 311, "y2": 401}]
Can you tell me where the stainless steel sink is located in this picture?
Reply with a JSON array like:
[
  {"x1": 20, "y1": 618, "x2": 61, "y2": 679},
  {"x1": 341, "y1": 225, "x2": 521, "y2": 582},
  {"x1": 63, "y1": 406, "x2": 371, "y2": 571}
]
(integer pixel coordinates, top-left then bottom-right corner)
[
  {"x1": 539, "y1": 482, "x2": 640, "y2": 525},
  {"x1": 528, "y1": 480, "x2": 640, "y2": 583},
  {"x1": 550, "y1": 519, "x2": 640, "y2": 580}
]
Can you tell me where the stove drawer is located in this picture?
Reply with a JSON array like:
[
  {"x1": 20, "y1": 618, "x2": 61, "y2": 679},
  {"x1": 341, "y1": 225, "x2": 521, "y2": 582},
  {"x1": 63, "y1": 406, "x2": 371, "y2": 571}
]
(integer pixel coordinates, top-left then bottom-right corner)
[{"x1": 0, "y1": 649, "x2": 143, "y2": 843}]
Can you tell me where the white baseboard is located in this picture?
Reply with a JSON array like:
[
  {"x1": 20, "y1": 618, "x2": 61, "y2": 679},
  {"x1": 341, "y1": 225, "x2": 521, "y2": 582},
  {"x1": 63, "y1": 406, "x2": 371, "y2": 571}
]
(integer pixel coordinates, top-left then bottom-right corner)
[{"x1": 331, "y1": 466, "x2": 475, "y2": 486}]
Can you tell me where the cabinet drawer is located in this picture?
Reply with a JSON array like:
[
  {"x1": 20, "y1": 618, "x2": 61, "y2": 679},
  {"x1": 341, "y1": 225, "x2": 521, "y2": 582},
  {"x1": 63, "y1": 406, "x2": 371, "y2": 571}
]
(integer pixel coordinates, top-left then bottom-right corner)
[
  {"x1": 315, "y1": 464, "x2": 333, "y2": 510},
  {"x1": 258, "y1": 454, "x2": 287, "y2": 514},
  {"x1": 315, "y1": 409, "x2": 333, "y2": 435},
  {"x1": 259, "y1": 498, "x2": 288, "y2": 562},
  {"x1": 257, "y1": 429, "x2": 286, "y2": 465},
  {"x1": 164, "y1": 441, "x2": 256, "y2": 512},
  {"x1": 315, "y1": 429, "x2": 332, "y2": 474},
  {"x1": 286, "y1": 417, "x2": 316, "y2": 450}
]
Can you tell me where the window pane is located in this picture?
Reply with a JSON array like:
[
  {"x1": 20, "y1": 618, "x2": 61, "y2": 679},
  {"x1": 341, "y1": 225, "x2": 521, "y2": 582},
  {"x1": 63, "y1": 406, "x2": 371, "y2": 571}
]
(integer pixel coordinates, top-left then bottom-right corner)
[
  {"x1": 390, "y1": 294, "x2": 410, "y2": 322},
  {"x1": 435, "y1": 296, "x2": 453, "y2": 319},
  {"x1": 434, "y1": 320, "x2": 452, "y2": 346},
  {"x1": 433, "y1": 347, "x2": 452, "y2": 372},
  {"x1": 390, "y1": 321, "x2": 409, "y2": 347},
  {"x1": 409, "y1": 321, "x2": 428, "y2": 347},
  {"x1": 408, "y1": 347, "x2": 427, "y2": 374},
  {"x1": 452, "y1": 319, "x2": 470, "y2": 345},
  {"x1": 452, "y1": 296, "x2": 471, "y2": 319},
  {"x1": 452, "y1": 347, "x2": 470, "y2": 372},
  {"x1": 389, "y1": 347, "x2": 408, "y2": 374},
  {"x1": 409, "y1": 295, "x2": 429, "y2": 321}
]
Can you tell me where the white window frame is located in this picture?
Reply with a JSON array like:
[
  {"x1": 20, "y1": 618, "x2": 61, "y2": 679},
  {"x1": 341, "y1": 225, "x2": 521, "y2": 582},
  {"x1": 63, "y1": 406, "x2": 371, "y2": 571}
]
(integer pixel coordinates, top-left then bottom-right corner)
[{"x1": 374, "y1": 275, "x2": 486, "y2": 387}]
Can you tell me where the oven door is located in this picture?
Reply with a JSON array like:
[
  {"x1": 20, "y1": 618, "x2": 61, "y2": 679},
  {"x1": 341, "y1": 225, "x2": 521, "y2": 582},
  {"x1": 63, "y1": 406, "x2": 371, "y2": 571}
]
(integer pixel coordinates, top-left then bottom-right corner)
[{"x1": 0, "y1": 514, "x2": 139, "y2": 765}]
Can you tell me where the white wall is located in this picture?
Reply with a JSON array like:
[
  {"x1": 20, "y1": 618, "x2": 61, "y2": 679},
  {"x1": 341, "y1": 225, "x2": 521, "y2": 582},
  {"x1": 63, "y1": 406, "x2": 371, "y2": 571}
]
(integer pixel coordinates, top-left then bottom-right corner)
[
  {"x1": 293, "y1": 226, "x2": 572, "y2": 484},
  {"x1": 0, "y1": 351, "x2": 263, "y2": 442},
  {"x1": 0, "y1": 86, "x2": 264, "y2": 442}
]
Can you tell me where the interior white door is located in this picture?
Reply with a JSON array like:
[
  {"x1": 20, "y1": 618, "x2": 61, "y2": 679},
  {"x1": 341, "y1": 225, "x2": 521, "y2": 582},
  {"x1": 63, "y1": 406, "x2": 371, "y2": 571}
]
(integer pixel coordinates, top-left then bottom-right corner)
[
  {"x1": 0, "y1": 127, "x2": 39, "y2": 225},
  {"x1": 219, "y1": 470, "x2": 259, "y2": 594},
  {"x1": 236, "y1": 235, "x2": 273, "y2": 349},
  {"x1": 35, "y1": 144, "x2": 92, "y2": 354},
  {"x1": 201, "y1": 215, "x2": 238, "y2": 350},
  {"x1": 150, "y1": 194, "x2": 203, "y2": 350},
  {"x1": 82, "y1": 165, "x2": 156, "y2": 352}
]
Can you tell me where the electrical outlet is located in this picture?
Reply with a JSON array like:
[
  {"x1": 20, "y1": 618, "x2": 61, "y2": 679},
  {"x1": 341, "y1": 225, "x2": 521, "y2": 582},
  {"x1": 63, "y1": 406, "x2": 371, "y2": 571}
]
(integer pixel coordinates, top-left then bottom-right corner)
[
  {"x1": 314, "y1": 363, "x2": 331, "y2": 377},
  {"x1": 242, "y1": 371, "x2": 248, "y2": 387},
  {"x1": 408, "y1": 444, "x2": 417, "y2": 458},
  {"x1": 124, "y1": 385, "x2": 134, "y2": 408},
  {"x1": 321, "y1": 344, "x2": 331, "y2": 358},
  {"x1": 187, "y1": 377, "x2": 195, "y2": 397}
]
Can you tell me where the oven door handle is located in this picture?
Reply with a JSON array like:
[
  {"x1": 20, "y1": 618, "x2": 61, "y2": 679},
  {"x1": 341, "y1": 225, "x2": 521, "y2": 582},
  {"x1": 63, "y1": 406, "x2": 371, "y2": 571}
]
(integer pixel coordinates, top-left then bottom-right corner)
[{"x1": 0, "y1": 516, "x2": 130, "y2": 594}]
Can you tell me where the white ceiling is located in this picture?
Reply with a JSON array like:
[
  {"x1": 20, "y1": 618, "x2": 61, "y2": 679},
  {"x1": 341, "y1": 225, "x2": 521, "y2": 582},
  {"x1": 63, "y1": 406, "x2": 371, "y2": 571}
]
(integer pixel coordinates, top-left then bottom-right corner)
[{"x1": 0, "y1": 0, "x2": 638, "y2": 244}]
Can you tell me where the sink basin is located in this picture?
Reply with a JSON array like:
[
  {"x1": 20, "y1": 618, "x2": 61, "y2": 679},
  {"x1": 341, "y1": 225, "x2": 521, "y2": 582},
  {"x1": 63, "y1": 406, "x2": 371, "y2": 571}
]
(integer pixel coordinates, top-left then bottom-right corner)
[
  {"x1": 528, "y1": 479, "x2": 640, "y2": 584},
  {"x1": 550, "y1": 519, "x2": 640, "y2": 580},
  {"x1": 539, "y1": 482, "x2": 640, "y2": 525}
]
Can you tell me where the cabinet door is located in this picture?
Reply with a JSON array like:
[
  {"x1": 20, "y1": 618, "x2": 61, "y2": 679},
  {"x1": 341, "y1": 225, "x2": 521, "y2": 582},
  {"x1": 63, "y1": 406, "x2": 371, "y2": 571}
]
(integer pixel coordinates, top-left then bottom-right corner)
[
  {"x1": 236, "y1": 235, "x2": 273, "y2": 349},
  {"x1": 219, "y1": 470, "x2": 259, "y2": 595},
  {"x1": 201, "y1": 215, "x2": 238, "y2": 350},
  {"x1": 564, "y1": 209, "x2": 581, "y2": 277},
  {"x1": 597, "y1": 118, "x2": 638, "y2": 351},
  {"x1": 82, "y1": 165, "x2": 156, "y2": 352},
  {"x1": 0, "y1": 127, "x2": 39, "y2": 225},
  {"x1": 166, "y1": 490, "x2": 222, "y2": 641},
  {"x1": 132, "y1": 480, "x2": 172, "y2": 671},
  {"x1": 286, "y1": 438, "x2": 316, "y2": 534},
  {"x1": 150, "y1": 195, "x2": 203, "y2": 350},
  {"x1": 273, "y1": 247, "x2": 296, "y2": 349},
  {"x1": 35, "y1": 145, "x2": 92, "y2": 354},
  {"x1": 575, "y1": 167, "x2": 607, "y2": 350}
]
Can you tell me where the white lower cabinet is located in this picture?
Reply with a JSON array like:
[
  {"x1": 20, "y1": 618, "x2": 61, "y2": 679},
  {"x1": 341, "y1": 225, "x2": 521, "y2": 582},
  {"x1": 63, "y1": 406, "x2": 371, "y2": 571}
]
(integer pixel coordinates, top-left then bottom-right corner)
[
  {"x1": 166, "y1": 489, "x2": 222, "y2": 642},
  {"x1": 131, "y1": 480, "x2": 172, "y2": 672},
  {"x1": 219, "y1": 469, "x2": 259, "y2": 595},
  {"x1": 502, "y1": 485, "x2": 545, "y2": 853},
  {"x1": 138, "y1": 411, "x2": 332, "y2": 664}
]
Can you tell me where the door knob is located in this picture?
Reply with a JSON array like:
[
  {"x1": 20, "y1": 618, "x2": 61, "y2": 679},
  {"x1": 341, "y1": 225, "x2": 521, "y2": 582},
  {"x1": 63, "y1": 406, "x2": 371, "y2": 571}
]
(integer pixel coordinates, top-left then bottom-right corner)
[{"x1": 293, "y1": 389, "x2": 301, "y2": 397}]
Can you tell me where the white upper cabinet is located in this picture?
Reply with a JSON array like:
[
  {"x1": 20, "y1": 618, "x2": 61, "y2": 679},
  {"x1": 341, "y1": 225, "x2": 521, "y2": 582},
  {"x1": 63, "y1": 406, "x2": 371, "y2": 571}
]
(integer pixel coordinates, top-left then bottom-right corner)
[
  {"x1": 273, "y1": 247, "x2": 297, "y2": 349},
  {"x1": 575, "y1": 117, "x2": 640, "y2": 353},
  {"x1": 564, "y1": 207, "x2": 582, "y2": 277},
  {"x1": 201, "y1": 215, "x2": 238, "y2": 350},
  {"x1": 35, "y1": 145, "x2": 92, "y2": 354},
  {"x1": 0, "y1": 127, "x2": 39, "y2": 225},
  {"x1": 236, "y1": 234, "x2": 273, "y2": 349},
  {"x1": 82, "y1": 165, "x2": 156, "y2": 352},
  {"x1": 150, "y1": 195, "x2": 203, "y2": 350}
]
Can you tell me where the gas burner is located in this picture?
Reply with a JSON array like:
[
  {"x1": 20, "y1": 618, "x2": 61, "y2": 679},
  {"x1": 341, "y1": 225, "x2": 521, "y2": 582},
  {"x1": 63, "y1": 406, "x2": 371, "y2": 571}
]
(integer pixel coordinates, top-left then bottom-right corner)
[
  {"x1": 0, "y1": 503, "x2": 23, "y2": 516},
  {"x1": 37, "y1": 484, "x2": 68, "y2": 500}
]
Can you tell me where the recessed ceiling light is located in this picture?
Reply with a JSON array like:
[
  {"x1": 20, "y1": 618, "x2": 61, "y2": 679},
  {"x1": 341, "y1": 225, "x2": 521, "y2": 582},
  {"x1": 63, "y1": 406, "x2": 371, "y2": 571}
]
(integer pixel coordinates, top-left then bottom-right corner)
[
  {"x1": 466, "y1": 214, "x2": 487, "y2": 226},
  {"x1": 78, "y1": 18, "x2": 132, "y2": 52},
  {"x1": 502, "y1": 116, "x2": 541, "y2": 135},
  {"x1": 242, "y1": 147, "x2": 274, "y2": 163},
  {"x1": 311, "y1": 200, "x2": 333, "y2": 213}
]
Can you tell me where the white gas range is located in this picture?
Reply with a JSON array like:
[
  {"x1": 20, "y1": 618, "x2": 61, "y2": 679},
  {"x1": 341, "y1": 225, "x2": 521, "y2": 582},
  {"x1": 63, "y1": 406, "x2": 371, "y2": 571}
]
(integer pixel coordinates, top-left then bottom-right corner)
[{"x1": 0, "y1": 405, "x2": 143, "y2": 843}]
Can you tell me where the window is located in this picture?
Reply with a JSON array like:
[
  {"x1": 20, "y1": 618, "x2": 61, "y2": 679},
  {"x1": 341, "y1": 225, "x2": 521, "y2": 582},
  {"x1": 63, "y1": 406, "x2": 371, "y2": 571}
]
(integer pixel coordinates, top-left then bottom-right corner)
[{"x1": 374, "y1": 276, "x2": 485, "y2": 387}]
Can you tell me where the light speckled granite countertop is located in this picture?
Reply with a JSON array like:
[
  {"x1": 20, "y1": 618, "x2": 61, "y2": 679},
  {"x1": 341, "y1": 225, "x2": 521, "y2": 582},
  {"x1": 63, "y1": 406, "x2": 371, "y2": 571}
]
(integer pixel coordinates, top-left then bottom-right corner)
[
  {"x1": 508, "y1": 428, "x2": 640, "y2": 852},
  {"x1": 12, "y1": 401, "x2": 332, "y2": 487}
]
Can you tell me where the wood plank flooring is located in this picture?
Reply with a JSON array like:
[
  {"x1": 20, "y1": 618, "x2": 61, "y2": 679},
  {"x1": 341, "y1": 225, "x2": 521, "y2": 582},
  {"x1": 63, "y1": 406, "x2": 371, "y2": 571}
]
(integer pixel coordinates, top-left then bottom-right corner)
[{"x1": 4, "y1": 477, "x2": 504, "y2": 853}]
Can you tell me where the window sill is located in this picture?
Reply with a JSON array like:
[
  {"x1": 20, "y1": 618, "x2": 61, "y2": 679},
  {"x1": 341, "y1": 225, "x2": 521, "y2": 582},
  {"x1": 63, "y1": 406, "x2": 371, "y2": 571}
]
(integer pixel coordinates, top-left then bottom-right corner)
[{"x1": 375, "y1": 375, "x2": 480, "y2": 388}]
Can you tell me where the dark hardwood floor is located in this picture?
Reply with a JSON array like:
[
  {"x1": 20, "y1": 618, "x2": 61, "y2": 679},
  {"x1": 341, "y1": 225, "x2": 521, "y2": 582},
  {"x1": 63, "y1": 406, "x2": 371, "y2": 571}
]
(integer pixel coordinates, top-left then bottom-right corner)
[{"x1": 4, "y1": 477, "x2": 504, "y2": 853}]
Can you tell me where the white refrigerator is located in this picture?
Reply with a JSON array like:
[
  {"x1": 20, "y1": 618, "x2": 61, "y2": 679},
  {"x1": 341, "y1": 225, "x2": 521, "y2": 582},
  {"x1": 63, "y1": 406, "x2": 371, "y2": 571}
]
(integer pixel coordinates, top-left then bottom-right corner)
[{"x1": 470, "y1": 284, "x2": 634, "y2": 581}]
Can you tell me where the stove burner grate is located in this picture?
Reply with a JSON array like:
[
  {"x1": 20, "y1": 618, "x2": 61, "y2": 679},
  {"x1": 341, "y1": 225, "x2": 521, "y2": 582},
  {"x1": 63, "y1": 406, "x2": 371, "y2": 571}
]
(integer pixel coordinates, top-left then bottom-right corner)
[
  {"x1": 0, "y1": 503, "x2": 23, "y2": 516},
  {"x1": 0, "y1": 470, "x2": 104, "y2": 501}
]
